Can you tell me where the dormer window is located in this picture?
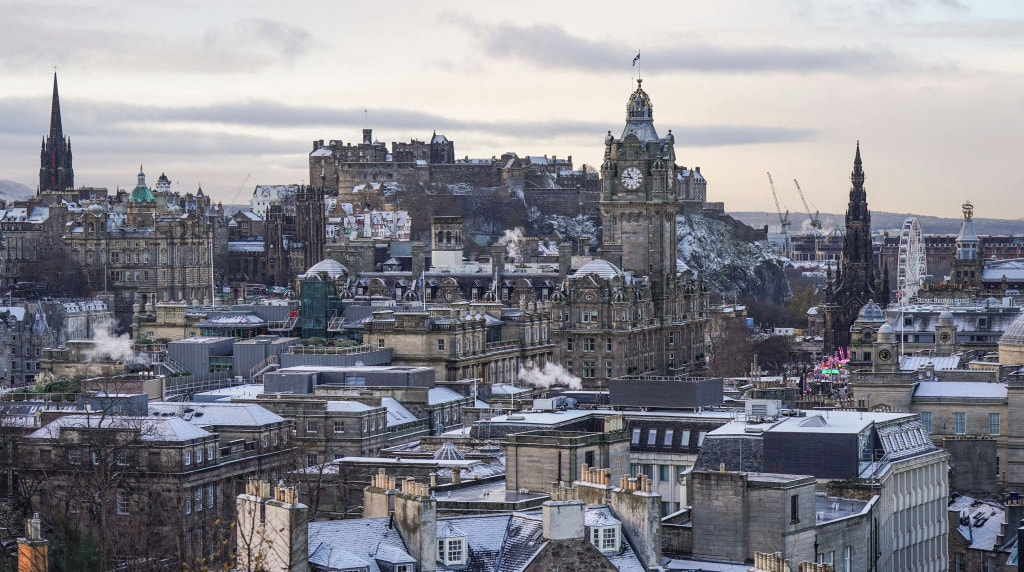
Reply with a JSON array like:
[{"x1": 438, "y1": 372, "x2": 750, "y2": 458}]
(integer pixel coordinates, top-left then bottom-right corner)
[
  {"x1": 589, "y1": 525, "x2": 620, "y2": 552},
  {"x1": 438, "y1": 537, "x2": 467, "y2": 566}
]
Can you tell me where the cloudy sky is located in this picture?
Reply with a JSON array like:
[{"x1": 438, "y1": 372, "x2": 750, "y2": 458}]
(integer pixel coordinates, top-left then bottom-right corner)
[{"x1": 2, "y1": 0, "x2": 1023, "y2": 221}]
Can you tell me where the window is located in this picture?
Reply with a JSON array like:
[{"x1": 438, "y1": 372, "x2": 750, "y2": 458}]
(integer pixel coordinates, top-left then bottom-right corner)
[
  {"x1": 697, "y1": 431, "x2": 707, "y2": 446},
  {"x1": 954, "y1": 412, "x2": 966, "y2": 435},
  {"x1": 260, "y1": 434, "x2": 269, "y2": 448},
  {"x1": 681, "y1": 430, "x2": 691, "y2": 446},
  {"x1": 334, "y1": 421, "x2": 345, "y2": 434},
  {"x1": 990, "y1": 413, "x2": 1000, "y2": 436},
  {"x1": 438, "y1": 538, "x2": 467, "y2": 565},
  {"x1": 207, "y1": 446, "x2": 214, "y2": 461},
  {"x1": 377, "y1": 338, "x2": 385, "y2": 349},
  {"x1": 566, "y1": 338, "x2": 573, "y2": 351},
  {"x1": 920, "y1": 412, "x2": 932, "y2": 433},
  {"x1": 590, "y1": 526, "x2": 619, "y2": 552},
  {"x1": 583, "y1": 338, "x2": 595, "y2": 351},
  {"x1": 116, "y1": 451, "x2": 129, "y2": 466},
  {"x1": 606, "y1": 338, "x2": 612, "y2": 351},
  {"x1": 669, "y1": 332, "x2": 675, "y2": 345},
  {"x1": 581, "y1": 311, "x2": 590, "y2": 323},
  {"x1": 566, "y1": 361, "x2": 573, "y2": 375},
  {"x1": 397, "y1": 565, "x2": 413, "y2": 572},
  {"x1": 647, "y1": 429, "x2": 658, "y2": 445},
  {"x1": 196, "y1": 487, "x2": 203, "y2": 512},
  {"x1": 659, "y1": 464, "x2": 671, "y2": 482},
  {"x1": 664, "y1": 429, "x2": 674, "y2": 447},
  {"x1": 606, "y1": 362, "x2": 613, "y2": 378},
  {"x1": 116, "y1": 490, "x2": 129, "y2": 515},
  {"x1": 437, "y1": 339, "x2": 445, "y2": 351},
  {"x1": 306, "y1": 454, "x2": 318, "y2": 467},
  {"x1": 631, "y1": 428, "x2": 641, "y2": 445},
  {"x1": 68, "y1": 449, "x2": 82, "y2": 465},
  {"x1": 208, "y1": 483, "x2": 215, "y2": 508},
  {"x1": 194, "y1": 447, "x2": 203, "y2": 465},
  {"x1": 306, "y1": 419, "x2": 318, "y2": 433},
  {"x1": 790, "y1": 494, "x2": 800, "y2": 523},
  {"x1": 185, "y1": 497, "x2": 192, "y2": 515},
  {"x1": 844, "y1": 546, "x2": 851, "y2": 572},
  {"x1": 183, "y1": 449, "x2": 192, "y2": 466},
  {"x1": 583, "y1": 361, "x2": 595, "y2": 378}
]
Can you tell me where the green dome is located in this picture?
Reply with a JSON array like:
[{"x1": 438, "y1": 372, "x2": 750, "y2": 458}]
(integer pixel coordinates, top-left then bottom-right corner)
[{"x1": 130, "y1": 165, "x2": 155, "y2": 203}]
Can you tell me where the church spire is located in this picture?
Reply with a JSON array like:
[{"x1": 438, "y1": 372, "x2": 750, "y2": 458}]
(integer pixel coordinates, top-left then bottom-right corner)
[
  {"x1": 39, "y1": 73, "x2": 73, "y2": 194},
  {"x1": 49, "y1": 73, "x2": 63, "y2": 142}
]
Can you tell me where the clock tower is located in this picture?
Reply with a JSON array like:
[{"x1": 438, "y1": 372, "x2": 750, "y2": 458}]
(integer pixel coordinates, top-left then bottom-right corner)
[{"x1": 599, "y1": 79, "x2": 679, "y2": 316}]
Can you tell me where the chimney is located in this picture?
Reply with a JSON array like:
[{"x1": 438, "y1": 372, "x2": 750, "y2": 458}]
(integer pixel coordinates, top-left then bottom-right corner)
[
  {"x1": 611, "y1": 480, "x2": 662, "y2": 569},
  {"x1": 393, "y1": 478, "x2": 437, "y2": 572},
  {"x1": 451, "y1": 465, "x2": 462, "y2": 484},
  {"x1": 236, "y1": 479, "x2": 309, "y2": 572},
  {"x1": 17, "y1": 513, "x2": 48, "y2": 572},
  {"x1": 411, "y1": 242, "x2": 425, "y2": 280},
  {"x1": 557, "y1": 242, "x2": 572, "y2": 279},
  {"x1": 542, "y1": 499, "x2": 585, "y2": 541}
]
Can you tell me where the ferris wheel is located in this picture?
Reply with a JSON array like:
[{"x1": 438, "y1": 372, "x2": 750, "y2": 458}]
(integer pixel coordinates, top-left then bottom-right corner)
[{"x1": 897, "y1": 217, "x2": 926, "y2": 305}]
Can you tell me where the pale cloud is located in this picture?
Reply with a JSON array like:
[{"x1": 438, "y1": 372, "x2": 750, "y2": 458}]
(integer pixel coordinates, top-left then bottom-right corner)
[
  {"x1": 447, "y1": 17, "x2": 920, "y2": 74},
  {"x1": 0, "y1": 5, "x2": 311, "y2": 73}
]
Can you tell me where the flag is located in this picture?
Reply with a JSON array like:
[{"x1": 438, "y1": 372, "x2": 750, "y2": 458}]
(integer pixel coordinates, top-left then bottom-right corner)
[{"x1": 632, "y1": 51, "x2": 640, "y2": 66}]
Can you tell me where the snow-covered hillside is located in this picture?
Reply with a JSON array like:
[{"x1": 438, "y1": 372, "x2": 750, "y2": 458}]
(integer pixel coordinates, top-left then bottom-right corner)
[{"x1": 677, "y1": 214, "x2": 790, "y2": 304}]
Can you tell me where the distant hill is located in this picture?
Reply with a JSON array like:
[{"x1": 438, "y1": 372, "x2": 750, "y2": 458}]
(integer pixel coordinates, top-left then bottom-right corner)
[
  {"x1": 730, "y1": 211, "x2": 1024, "y2": 237},
  {"x1": 0, "y1": 180, "x2": 33, "y2": 201}
]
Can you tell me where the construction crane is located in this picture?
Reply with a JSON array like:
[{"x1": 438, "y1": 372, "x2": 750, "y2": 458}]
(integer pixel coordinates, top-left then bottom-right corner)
[
  {"x1": 766, "y1": 172, "x2": 791, "y2": 235},
  {"x1": 793, "y1": 179, "x2": 822, "y2": 230}
]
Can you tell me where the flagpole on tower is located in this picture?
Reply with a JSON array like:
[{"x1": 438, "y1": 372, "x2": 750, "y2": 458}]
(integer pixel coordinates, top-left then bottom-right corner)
[{"x1": 632, "y1": 50, "x2": 641, "y2": 82}]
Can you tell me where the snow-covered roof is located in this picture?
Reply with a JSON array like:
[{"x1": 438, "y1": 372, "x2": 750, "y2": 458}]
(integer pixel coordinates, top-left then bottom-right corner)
[
  {"x1": 428, "y1": 387, "x2": 467, "y2": 406},
  {"x1": 949, "y1": 495, "x2": 1005, "y2": 551},
  {"x1": 303, "y1": 258, "x2": 348, "y2": 280},
  {"x1": 914, "y1": 382, "x2": 1007, "y2": 400},
  {"x1": 148, "y1": 402, "x2": 285, "y2": 428},
  {"x1": 381, "y1": 397, "x2": 417, "y2": 426},
  {"x1": 27, "y1": 414, "x2": 211, "y2": 442},
  {"x1": 899, "y1": 356, "x2": 962, "y2": 371},
  {"x1": 571, "y1": 259, "x2": 623, "y2": 280}
]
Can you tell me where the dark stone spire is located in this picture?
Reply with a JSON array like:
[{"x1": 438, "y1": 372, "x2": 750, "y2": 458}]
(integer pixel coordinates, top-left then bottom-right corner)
[
  {"x1": 39, "y1": 73, "x2": 74, "y2": 194},
  {"x1": 824, "y1": 142, "x2": 885, "y2": 354},
  {"x1": 49, "y1": 73, "x2": 63, "y2": 142}
]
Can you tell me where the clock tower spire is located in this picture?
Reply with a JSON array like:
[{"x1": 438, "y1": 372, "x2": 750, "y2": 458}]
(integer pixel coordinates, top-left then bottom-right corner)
[{"x1": 599, "y1": 80, "x2": 681, "y2": 318}]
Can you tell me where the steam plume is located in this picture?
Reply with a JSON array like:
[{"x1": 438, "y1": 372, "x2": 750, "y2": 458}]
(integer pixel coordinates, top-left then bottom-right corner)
[{"x1": 517, "y1": 360, "x2": 582, "y2": 390}]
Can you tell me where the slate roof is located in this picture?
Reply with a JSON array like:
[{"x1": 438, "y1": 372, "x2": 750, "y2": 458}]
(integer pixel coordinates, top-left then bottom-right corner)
[
  {"x1": 26, "y1": 414, "x2": 211, "y2": 442},
  {"x1": 148, "y1": 402, "x2": 285, "y2": 428},
  {"x1": 306, "y1": 506, "x2": 647, "y2": 572}
]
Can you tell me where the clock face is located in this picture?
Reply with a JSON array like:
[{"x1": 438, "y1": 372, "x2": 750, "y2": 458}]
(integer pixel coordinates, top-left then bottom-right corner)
[
  {"x1": 940, "y1": 332, "x2": 951, "y2": 342},
  {"x1": 878, "y1": 349, "x2": 892, "y2": 362},
  {"x1": 621, "y1": 167, "x2": 644, "y2": 190}
]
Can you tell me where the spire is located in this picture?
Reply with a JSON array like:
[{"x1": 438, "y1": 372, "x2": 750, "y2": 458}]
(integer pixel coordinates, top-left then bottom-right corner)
[
  {"x1": 49, "y1": 73, "x2": 63, "y2": 141},
  {"x1": 851, "y1": 141, "x2": 864, "y2": 190}
]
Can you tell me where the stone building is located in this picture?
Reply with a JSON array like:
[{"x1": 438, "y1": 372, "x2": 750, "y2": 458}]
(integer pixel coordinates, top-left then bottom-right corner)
[
  {"x1": 550, "y1": 79, "x2": 709, "y2": 387},
  {"x1": 694, "y1": 410, "x2": 949, "y2": 571},
  {"x1": 61, "y1": 167, "x2": 220, "y2": 327},
  {"x1": 265, "y1": 183, "x2": 325, "y2": 287},
  {"x1": 15, "y1": 401, "x2": 295, "y2": 568}
]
